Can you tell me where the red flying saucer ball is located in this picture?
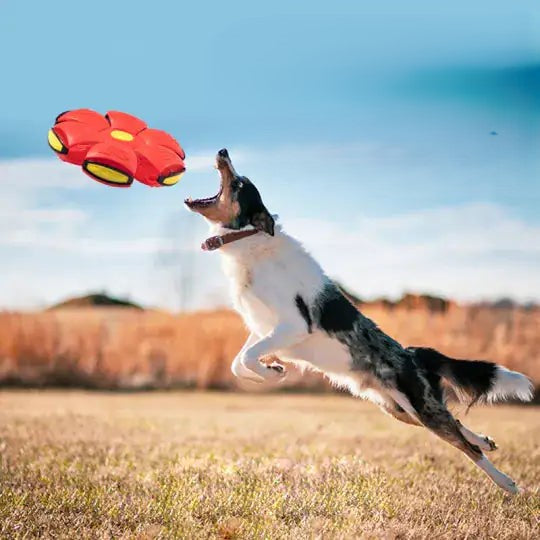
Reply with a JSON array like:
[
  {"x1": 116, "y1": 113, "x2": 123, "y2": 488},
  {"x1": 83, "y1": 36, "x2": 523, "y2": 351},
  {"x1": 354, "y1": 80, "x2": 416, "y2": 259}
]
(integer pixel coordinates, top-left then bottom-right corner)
[{"x1": 47, "y1": 109, "x2": 186, "y2": 188}]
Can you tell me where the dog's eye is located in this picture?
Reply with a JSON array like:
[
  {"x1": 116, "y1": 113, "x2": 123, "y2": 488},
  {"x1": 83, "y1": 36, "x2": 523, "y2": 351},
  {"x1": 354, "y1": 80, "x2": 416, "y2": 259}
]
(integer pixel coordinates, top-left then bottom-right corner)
[{"x1": 231, "y1": 179, "x2": 242, "y2": 190}]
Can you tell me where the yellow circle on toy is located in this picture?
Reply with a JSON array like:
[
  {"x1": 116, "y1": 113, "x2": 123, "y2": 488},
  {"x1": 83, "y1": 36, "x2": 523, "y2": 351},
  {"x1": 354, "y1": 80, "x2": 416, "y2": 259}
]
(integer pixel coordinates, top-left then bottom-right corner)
[{"x1": 110, "y1": 130, "x2": 134, "y2": 142}]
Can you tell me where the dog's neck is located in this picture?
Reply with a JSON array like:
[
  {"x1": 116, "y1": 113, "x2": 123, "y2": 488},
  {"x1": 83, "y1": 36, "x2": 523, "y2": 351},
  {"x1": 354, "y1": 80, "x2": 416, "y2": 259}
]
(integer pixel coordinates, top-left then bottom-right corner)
[
  {"x1": 201, "y1": 228, "x2": 260, "y2": 251},
  {"x1": 205, "y1": 222, "x2": 283, "y2": 261}
]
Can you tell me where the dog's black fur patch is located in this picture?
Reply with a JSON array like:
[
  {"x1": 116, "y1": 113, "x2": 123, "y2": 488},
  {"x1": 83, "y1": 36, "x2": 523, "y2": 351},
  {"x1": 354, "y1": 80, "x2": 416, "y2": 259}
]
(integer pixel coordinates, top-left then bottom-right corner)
[
  {"x1": 295, "y1": 294, "x2": 312, "y2": 333},
  {"x1": 446, "y1": 358, "x2": 496, "y2": 398},
  {"x1": 409, "y1": 347, "x2": 497, "y2": 401},
  {"x1": 316, "y1": 285, "x2": 360, "y2": 333},
  {"x1": 395, "y1": 353, "x2": 442, "y2": 414},
  {"x1": 229, "y1": 178, "x2": 274, "y2": 235}
]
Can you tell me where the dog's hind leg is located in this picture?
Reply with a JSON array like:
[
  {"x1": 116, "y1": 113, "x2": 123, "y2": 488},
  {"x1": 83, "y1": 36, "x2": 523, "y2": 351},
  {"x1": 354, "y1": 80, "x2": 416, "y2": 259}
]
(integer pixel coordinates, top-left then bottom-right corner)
[
  {"x1": 423, "y1": 414, "x2": 517, "y2": 493},
  {"x1": 388, "y1": 377, "x2": 518, "y2": 493},
  {"x1": 456, "y1": 419, "x2": 498, "y2": 452},
  {"x1": 378, "y1": 401, "x2": 421, "y2": 426}
]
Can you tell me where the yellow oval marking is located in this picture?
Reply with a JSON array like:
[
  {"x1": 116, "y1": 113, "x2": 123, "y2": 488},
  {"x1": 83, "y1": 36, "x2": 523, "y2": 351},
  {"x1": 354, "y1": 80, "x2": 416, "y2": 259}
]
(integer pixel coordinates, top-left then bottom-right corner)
[
  {"x1": 161, "y1": 172, "x2": 184, "y2": 186},
  {"x1": 86, "y1": 163, "x2": 130, "y2": 184},
  {"x1": 48, "y1": 129, "x2": 65, "y2": 153},
  {"x1": 110, "y1": 130, "x2": 134, "y2": 142}
]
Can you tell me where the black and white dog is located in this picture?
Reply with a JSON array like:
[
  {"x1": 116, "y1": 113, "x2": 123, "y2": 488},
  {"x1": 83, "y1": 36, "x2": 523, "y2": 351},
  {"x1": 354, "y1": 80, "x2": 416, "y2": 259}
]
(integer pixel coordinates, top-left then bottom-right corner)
[{"x1": 185, "y1": 149, "x2": 533, "y2": 493}]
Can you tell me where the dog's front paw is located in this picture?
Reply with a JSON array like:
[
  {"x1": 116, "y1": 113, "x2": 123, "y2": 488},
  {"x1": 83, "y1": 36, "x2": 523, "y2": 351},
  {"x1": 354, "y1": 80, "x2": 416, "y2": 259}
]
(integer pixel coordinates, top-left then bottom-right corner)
[
  {"x1": 266, "y1": 362, "x2": 287, "y2": 382},
  {"x1": 268, "y1": 362, "x2": 285, "y2": 374},
  {"x1": 241, "y1": 353, "x2": 286, "y2": 383}
]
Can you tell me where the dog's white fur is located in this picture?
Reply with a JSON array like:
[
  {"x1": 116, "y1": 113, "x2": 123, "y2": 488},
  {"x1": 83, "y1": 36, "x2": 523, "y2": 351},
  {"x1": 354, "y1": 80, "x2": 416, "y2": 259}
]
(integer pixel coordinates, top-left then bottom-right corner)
[{"x1": 214, "y1": 221, "x2": 358, "y2": 389}]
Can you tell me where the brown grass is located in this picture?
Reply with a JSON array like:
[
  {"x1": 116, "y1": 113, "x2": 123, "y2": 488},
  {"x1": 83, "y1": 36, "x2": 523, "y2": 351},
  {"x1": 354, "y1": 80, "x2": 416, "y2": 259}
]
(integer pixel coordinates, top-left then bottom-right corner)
[
  {"x1": 0, "y1": 303, "x2": 539, "y2": 391},
  {"x1": 0, "y1": 308, "x2": 246, "y2": 390},
  {"x1": 0, "y1": 391, "x2": 539, "y2": 539}
]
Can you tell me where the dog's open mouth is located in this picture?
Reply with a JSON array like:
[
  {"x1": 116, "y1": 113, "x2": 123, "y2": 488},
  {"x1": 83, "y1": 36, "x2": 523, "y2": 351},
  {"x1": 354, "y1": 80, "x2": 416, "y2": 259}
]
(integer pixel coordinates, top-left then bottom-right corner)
[
  {"x1": 184, "y1": 186, "x2": 222, "y2": 209},
  {"x1": 184, "y1": 149, "x2": 232, "y2": 210}
]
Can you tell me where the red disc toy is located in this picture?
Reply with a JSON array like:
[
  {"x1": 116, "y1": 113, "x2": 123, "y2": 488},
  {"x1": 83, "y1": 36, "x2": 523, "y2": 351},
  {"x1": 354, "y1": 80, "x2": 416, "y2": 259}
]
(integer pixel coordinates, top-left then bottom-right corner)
[{"x1": 47, "y1": 109, "x2": 186, "y2": 188}]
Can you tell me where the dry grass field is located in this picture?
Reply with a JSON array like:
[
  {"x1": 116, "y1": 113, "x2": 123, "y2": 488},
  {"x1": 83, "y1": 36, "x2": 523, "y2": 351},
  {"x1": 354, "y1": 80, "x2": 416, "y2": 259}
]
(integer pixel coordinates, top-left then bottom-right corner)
[{"x1": 1, "y1": 391, "x2": 539, "y2": 539}]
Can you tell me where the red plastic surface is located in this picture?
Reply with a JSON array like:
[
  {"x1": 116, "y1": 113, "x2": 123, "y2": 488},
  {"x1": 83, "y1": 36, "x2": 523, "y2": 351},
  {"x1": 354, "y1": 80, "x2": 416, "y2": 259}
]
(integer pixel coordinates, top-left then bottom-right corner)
[{"x1": 49, "y1": 109, "x2": 185, "y2": 187}]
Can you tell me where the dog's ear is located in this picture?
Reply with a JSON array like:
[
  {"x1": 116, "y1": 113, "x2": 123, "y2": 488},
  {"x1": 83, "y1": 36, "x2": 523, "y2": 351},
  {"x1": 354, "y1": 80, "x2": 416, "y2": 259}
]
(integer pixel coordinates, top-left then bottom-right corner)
[{"x1": 251, "y1": 205, "x2": 275, "y2": 236}]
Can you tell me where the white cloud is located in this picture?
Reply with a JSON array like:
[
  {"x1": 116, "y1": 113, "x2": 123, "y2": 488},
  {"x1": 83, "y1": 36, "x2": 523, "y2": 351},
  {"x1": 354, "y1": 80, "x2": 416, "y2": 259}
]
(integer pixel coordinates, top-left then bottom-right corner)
[
  {"x1": 184, "y1": 153, "x2": 215, "y2": 172},
  {"x1": 0, "y1": 194, "x2": 90, "y2": 251},
  {"x1": 1, "y1": 152, "x2": 539, "y2": 309},
  {"x1": 241, "y1": 141, "x2": 407, "y2": 165},
  {"x1": 3, "y1": 207, "x2": 87, "y2": 224},
  {"x1": 3, "y1": 233, "x2": 185, "y2": 255},
  {"x1": 0, "y1": 211, "x2": 195, "y2": 255},
  {"x1": 288, "y1": 203, "x2": 540, "y2": 257},
  {"x1": 285, "y1": 202, "x2": 540, "y2": 303},
  {"x1": 0, "y1": 158, "x2": 90, "y2": 189},
  {"x1": 184, "y1": 149, "x2": 252, "y2": 173},
  {"x1": 0, "y1": 153, "x2": 216, "y2": 257}
]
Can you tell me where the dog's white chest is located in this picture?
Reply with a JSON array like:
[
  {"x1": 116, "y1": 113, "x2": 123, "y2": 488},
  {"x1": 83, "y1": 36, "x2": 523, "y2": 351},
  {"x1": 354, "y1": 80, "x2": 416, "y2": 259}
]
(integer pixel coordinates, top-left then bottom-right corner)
[
  {"x1": 218, "y1": 229, "x2": 327, "y2": 338},
  {"x1": 222, "y1": 256, "x2": 278, "y2": 336},
  {"x1": 238, "y1": 288, "x2": 278, "y2": 337}
]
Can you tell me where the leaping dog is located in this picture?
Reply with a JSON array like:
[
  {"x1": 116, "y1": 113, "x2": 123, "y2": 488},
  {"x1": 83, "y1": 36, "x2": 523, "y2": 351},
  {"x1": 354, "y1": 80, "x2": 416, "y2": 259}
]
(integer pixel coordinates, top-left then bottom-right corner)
[{"x1": 185, "y1": 148, "x2": 533, "y2": 493}]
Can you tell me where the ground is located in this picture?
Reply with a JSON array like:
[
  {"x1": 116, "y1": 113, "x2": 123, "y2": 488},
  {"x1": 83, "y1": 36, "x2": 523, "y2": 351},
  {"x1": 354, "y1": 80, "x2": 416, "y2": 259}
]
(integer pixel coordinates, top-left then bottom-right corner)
[{"x1": 0, "y1": 391, "x2": 539, "y2": 539}]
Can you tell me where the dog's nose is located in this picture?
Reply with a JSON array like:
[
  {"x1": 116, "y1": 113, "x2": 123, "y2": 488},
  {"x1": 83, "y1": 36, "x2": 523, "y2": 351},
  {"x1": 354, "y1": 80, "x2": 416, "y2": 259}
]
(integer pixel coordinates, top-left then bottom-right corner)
[{"x1": 217, "y1": 148, "x2": 229, "y2": 159}]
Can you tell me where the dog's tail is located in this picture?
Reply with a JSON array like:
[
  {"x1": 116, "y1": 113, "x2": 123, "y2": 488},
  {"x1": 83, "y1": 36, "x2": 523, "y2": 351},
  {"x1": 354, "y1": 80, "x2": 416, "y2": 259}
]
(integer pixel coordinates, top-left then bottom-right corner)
[{"x1": 409, "y1": 347, "x2": 534, "y2": 405}]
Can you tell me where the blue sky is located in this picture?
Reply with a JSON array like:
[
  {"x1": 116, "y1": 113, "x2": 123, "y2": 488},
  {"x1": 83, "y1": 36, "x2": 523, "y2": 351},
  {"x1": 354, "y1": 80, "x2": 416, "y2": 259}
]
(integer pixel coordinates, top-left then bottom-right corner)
[{"x1": 1, "y1": 0, "x2": 539, "y2": 309}]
